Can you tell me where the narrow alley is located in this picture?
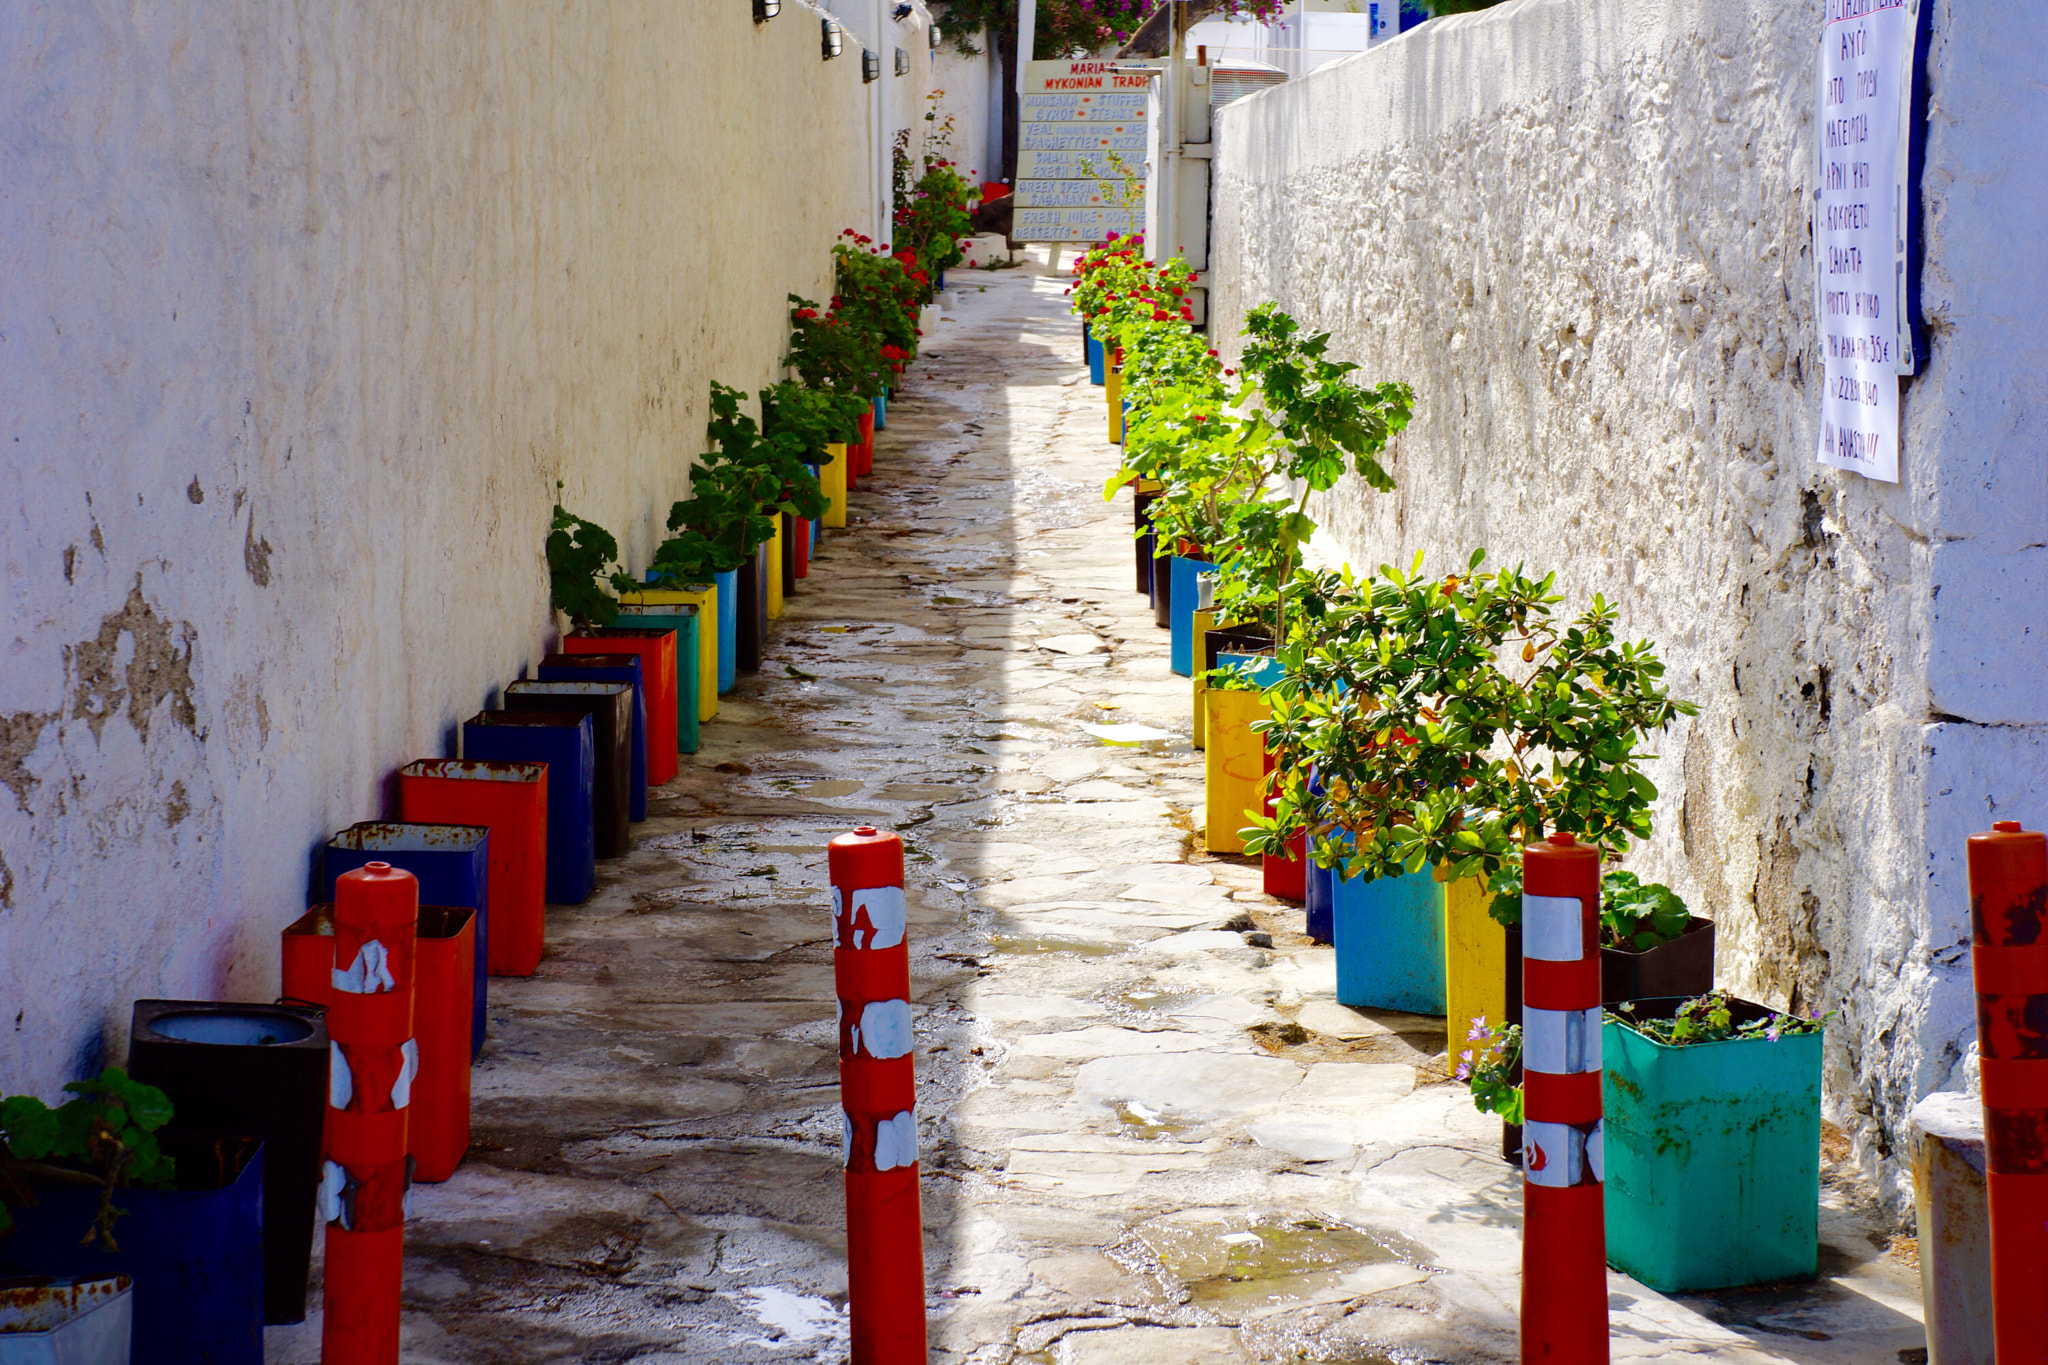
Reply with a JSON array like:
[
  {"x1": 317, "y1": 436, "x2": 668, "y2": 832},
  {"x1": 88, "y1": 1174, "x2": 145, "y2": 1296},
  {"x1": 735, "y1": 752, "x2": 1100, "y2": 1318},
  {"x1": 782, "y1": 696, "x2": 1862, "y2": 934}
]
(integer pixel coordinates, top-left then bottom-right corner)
[{"x1": 257, "y1": 260, "x2": 1928, "y2": 1365}]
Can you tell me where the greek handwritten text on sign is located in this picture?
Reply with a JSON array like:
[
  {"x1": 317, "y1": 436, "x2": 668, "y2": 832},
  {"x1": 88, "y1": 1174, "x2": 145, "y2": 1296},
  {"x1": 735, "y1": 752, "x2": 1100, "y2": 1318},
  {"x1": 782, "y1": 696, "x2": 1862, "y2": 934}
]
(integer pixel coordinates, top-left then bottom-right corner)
[
  {"x1": 1015, "y1": 179, "x2": 1146, "y2": 208},
  {"x1": 1812, "y1": 0, "x2": 1915, "y2": 483}
]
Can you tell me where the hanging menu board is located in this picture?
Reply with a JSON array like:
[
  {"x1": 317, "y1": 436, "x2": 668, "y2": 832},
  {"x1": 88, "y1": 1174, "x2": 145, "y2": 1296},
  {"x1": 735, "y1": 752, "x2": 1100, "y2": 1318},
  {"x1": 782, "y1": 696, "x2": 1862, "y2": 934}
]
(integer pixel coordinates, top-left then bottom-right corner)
[
  {"x1": 1812, "y1": 0, "x2": 1920, "y2": 484},
  {"x1": 1013, "y1": 60, "x2": 1158, "y2": 243}
]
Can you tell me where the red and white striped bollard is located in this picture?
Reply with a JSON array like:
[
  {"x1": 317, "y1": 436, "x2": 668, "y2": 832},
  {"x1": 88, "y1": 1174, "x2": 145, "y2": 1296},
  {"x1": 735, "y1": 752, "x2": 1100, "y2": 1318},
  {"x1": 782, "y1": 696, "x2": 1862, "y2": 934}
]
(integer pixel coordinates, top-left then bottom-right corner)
[
  {"x1": 1967, "y1": 819, "x2": 2048, "y2": 1361},
  {"x1": 321, "y1": 861, "x2": 419, "y2": 1365},
  {"x1": 829, "y1": 825, "x2": 927, "y2": 1364},
  {"x1": 1520, "y1": 832, "x2": 1608, "y2": 1364}
]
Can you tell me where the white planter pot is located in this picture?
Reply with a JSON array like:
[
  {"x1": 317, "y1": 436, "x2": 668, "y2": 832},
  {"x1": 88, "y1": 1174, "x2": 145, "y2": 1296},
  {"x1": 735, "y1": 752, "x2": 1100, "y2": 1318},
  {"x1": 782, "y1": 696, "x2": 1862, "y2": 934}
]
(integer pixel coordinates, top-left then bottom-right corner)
[{"x1": 0, "y1": 1276, "x2": 132, "y2": 1365}]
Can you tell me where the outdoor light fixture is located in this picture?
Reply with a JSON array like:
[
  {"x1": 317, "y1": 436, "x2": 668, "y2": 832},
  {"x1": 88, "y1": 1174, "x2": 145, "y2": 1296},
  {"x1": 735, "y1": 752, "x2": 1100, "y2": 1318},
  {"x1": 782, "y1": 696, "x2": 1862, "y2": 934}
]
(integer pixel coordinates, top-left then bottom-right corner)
[
  {"x1": 894, "y1": 46, "x2": 910, "y2": 76},
  {"x1": 862, "y1": 48, "x2": 880, "y2": 82},
  {"x1": 929, "y1": 23, "x2": 942, "y2": 48},
  {"x1": 892, "y1": 3, "x2": 913, "y2": 19},
  {"x1": 753, "y1": 0, "x2": 779, "y2": 21},
  {"x1": 822, "y1": 17, "x2": 842, "y2": 57}
]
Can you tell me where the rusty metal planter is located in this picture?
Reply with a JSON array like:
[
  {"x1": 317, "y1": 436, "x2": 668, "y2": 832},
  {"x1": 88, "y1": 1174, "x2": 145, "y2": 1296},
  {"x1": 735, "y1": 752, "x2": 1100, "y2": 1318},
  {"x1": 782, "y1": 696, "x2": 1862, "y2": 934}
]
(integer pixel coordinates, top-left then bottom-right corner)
[{"x1": 1602, "y1": 995, "x2": 1823, "y2": 1291}]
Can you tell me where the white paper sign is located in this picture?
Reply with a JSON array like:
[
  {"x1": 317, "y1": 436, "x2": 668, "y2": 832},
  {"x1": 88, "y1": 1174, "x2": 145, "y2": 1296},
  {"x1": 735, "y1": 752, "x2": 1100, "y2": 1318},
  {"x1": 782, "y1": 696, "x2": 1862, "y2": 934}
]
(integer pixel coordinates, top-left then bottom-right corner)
[{"x1": 1813, "y1": 0, "x2": 1917, "y2": 483}]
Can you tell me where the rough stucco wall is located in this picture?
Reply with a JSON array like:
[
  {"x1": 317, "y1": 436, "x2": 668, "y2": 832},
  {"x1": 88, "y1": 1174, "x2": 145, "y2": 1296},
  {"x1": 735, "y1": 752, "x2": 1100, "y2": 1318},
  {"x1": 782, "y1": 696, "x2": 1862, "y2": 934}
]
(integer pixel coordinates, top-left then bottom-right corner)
[
  {"x1": 1211, "y1": 0, "x2": 2048, "y2": 1209},
  {"x1": 0, "y1": 2, "x2": 887, "y2": 1095}
]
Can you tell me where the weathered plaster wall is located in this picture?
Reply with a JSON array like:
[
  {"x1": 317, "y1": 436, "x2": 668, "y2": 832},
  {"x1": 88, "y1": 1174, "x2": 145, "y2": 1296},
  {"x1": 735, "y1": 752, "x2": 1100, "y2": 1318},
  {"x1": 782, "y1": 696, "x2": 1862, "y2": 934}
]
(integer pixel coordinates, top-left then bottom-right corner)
[
  {"x1": 0, "y1": 3, "x2": 893, "y2": 1095},
  {"x1": 1211, "y1": 0, "x2": 2048, "y2": 1208}
]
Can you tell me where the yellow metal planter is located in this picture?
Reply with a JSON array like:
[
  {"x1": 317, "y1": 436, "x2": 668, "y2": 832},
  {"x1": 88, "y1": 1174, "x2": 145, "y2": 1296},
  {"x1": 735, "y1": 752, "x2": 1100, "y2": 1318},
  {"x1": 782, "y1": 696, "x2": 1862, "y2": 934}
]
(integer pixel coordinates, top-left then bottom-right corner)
[
  {"x1": 1444, "y1": 874, "x2": 1503, "y2": 1051},
  {"x1": 1106, "y1": 367, "x2": 1123, "y2": 444},
  {"x1": 1203, "y1": 686, "x2": 1268, "y2": 855},
  {"x1": 765, "y1": 517, "x2": 785, "y2": 620},
  {"x1": 1190, "y1": 609, "x2": 1218, "y2": 750},
  {"x1": 822, "y1": 443, "x2": 849, "y2": 528},
  {"x1": 621, "y1": 587, "x2": 718, "y2": 723}
]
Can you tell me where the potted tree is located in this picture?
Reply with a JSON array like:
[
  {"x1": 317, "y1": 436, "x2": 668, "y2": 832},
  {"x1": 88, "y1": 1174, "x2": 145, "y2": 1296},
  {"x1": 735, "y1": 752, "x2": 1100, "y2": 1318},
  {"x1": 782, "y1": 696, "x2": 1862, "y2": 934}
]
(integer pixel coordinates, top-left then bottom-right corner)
[{"x1": 1246, "y1": 552, "x2": 1697, "y2": 1035}]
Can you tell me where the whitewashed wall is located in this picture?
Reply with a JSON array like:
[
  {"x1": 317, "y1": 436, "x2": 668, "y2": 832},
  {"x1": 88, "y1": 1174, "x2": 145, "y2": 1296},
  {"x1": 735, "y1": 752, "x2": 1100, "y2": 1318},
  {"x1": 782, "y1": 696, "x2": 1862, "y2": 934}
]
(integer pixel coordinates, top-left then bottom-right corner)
[
  {"x1": 1211, "y1": 0, "x2": 2048, "y2": 1210},
  {"x1": 0, "y1": 2, "x2": 891, "y2": 1095}
]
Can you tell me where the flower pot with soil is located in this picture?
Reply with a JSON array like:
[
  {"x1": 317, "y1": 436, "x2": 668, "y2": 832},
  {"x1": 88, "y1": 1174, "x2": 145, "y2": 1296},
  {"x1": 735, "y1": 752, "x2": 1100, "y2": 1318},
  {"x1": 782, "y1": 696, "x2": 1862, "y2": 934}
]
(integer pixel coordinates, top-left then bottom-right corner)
[
  {"x1": 459, "y1": 710, "x2": 596, "y2": 905},
  {"x1": 1602, "y1": 993, "x2": 1827, "y2": 1291},
  {"x1": 537, "y1": 652, "x2": 647, "y2": 821},
  {"x1": 614, "y1": 605, "x2": 702, "y2": 754}
]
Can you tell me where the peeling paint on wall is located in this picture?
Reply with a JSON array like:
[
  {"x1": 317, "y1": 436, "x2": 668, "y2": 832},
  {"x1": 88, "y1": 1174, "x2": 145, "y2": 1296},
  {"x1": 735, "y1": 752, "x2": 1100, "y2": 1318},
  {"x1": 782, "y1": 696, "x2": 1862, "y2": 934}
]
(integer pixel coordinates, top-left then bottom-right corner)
[{"x1": 62, "y1": 579, "x2": 199, "y2": 744}]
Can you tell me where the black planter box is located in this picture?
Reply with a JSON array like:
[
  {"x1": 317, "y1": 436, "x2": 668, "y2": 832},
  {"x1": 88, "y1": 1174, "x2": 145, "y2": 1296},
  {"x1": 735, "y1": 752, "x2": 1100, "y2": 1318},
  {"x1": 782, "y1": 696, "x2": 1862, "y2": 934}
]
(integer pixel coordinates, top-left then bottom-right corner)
[
  {"x1": 1203, "y1": 626, "x2": 1274, "y2": 677},
  {"x1": 1133, "y1": 490, "x2": 1158, "y2": 596},
  {"x1": 1601, "y1": 916, "x2": 1715, "y2": 1004},
  {"x1": 737, "y1": 545, "x2": 766, "y2": 674},
  {"x1": 501, "y1": 681, "x2": 634, "y2": 858},
  {"x1": 126, "y1": 1002, "x2": 327, "y2": 1326}
]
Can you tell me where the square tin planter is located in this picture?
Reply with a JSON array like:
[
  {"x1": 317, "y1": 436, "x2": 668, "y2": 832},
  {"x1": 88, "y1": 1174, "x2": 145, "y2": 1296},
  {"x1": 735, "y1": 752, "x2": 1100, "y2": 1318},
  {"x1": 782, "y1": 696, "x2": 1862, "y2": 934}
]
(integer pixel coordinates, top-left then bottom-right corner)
[
  {"x1": 1333, "y1": 865, "x2": 1445, "y2": 1016},
  {"x1": 621, "y1": 585, "x2": 717, "y2": 724},
  {"x1": 127, "y1": 1002, "x2": 326, "y2": 1326},
  {"x1": 0, "y1": 1275, "x2": 132, "y2": 1364},
  {"x1": 1169, "y1": 556, "x2": 1218, "y2": 677},
  {"x1": 1443, "y1": 874, "x2": 1502, "y2": 1071},
  {"x1": 0, "y1": 1135, "x2": 264, "y2": 1365},
  {"x1": 397, "y1": 760, "x2": 547, "y2": 977},
  {"x1": 282, "y1": 906, "x2": 475, "y2": 1184},
  {"x1": 735, "y1": 546, "x2": 767, "y2": 675},
  {"x1": 1601, "y1": 916, "x2": 1716, "y2": 1004},
  {"x1": 568, "y1": 627, "x2": 679, "y2": 786},
  {"x1": 821, "y1": 444, "x2": 849, "y2": 529},
  {"x1": 538, "y1": 652, "x2": 647, "y2": 821},
  {"x1": 1602, "y1": 995, "x2": 1822, "y2": 1291},
  {"x1": 1131, "y1": 481, "x2": 1161, "y2": 596},
  {"x1": 322, "y1": 820, "x2": 490, "y2": 1056},
  {"x1": 711, "y1": 570, "x2": 740, "y2": 691},
  {"x1": 1201, "y1": 652, "x2": 1280, "y2": 856},
  {"x1": 461, "y1": 710, "x2": 595, "y2": 905},
  {"x1": 612, "y1": 604, "x2": 701, "y2": 754},
  {"x1": 503, "y1": 681, "x2": 631, "y2": 857}
]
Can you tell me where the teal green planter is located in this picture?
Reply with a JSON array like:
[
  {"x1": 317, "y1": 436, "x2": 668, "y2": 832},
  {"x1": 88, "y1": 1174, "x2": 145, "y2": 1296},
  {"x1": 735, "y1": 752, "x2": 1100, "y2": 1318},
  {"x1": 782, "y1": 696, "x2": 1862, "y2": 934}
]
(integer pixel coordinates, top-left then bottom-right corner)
[
  {"x1": 616, "y1": 604, "x2": 701, "y2": 753},
  {"x1": 1602, "y1": 996, "x2": 1823, "y2": 1292}
]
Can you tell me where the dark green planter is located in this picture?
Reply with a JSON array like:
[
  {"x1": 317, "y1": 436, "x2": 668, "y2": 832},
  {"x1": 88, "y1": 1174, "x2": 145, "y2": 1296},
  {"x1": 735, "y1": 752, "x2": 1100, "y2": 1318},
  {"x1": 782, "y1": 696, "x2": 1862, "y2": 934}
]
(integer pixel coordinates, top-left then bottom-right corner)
[{"x1": 1603, "y1": 995, "x2": 1822, "y2": 1291}]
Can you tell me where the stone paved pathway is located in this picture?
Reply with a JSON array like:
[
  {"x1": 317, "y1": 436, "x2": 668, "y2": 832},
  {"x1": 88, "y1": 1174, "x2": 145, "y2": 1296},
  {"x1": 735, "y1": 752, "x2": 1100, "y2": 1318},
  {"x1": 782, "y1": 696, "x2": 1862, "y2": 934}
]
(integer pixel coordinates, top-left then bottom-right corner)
[{"x1": 269, "y1": 255, "x2": 1928, "y2": 1364}]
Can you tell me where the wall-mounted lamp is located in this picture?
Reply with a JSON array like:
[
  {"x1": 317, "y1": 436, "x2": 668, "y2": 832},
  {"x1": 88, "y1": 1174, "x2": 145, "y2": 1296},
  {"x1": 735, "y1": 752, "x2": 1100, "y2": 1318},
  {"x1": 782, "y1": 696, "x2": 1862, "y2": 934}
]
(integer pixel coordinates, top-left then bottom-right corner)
[
  {"x1": 862, "y1": 48, "x2": 880, "y2": 82},
  {"x1": 891, "y1": 3, "x2": 914, "y2": 19},
  {"x1": 822, "y1": 17, "x2": 843, "y2": 57},
  {"x1": 928, "y1": 23, "x2": 942, "y2": 48},
  {"x1": 753, "y1": 0, "x2": 779, "y2": 21},
  {"x1": 894, "y1": 46, "x2": 910, "y2": 76}
]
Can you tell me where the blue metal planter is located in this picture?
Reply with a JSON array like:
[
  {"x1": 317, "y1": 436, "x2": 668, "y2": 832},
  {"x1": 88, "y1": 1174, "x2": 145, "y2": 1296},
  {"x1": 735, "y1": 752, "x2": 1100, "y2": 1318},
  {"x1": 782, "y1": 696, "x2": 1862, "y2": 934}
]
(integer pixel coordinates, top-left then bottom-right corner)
[
  {"x1": 538, "y1": 653, "x2": 647, "y2": 822},
  {"x1": 462, "y1": 710, "x2": 595, "y2": 904},
  {"x1": 322, "y1": 821, "x2": 490, "y2": 1057},
  {"x1": 1087, "y1": 328, "x2": 1105, "y2": 386},
  {"x1": 874, "y1": 392, "x2": 887, "y2": 430},
  {"x1": 1303, "y1": 771, "x2": 1337, "y2": 944},
  {"x1": 712, "y1": 569, "x2": 738, "y2": 693},
  {"x1": 0, "y1": 1136, "x2": 264, "y2": 1365},
  {"x1": 1170, "y1": 556, "x2": 1219, "y2": 677},
  {"x1": 1333, "y1": 865, "x2": 1446, "y2": 1015}
]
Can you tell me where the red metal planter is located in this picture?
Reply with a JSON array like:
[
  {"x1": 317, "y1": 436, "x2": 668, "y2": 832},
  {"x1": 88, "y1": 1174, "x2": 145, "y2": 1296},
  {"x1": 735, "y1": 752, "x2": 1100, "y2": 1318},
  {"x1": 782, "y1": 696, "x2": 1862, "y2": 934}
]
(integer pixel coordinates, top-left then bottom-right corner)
[
  {"x1": 398, "y1": 760, "x2": 546, "y2": 978},
  {"x1": 566, "y1": 628, "x2": 679, "y2": 787},
  {"x1": 282, "y1": 906, "x2": 474, "y2": 1184},
  {"x1": 856, "y1": 409, "x2": 875, "y2": 477}
]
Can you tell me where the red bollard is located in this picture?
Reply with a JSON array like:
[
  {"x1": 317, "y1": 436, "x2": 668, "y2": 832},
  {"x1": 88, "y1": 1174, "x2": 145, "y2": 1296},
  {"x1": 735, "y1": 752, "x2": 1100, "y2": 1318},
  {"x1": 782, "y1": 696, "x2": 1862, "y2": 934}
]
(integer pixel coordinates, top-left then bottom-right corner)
[
  {"x1": 1967, "y1": 820, "x2": 2048, "y2": 1362},
  {"x1": 321, "y1": 862, "x2": 419, "y2": 1365},
  {"x1": 828, "y1": 825, "x2": 927, "y2": 1364},
  {"x1": 1520, "y1": 832, "x2": 1608, "y2": 1364}
]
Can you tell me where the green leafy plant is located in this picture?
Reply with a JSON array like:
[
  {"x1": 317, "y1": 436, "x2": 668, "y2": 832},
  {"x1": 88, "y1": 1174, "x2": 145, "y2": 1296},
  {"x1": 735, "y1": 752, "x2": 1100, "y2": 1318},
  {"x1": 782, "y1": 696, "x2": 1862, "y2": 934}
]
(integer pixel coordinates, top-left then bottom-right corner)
[
  {"x1": 1244, "y1": 550, "x2": 1698, "y2": 885},
  {"x1": 547, "y1": 486, "x2": 638, "y2": 628},
  {"x1": 762, "y1": 380, "x2": 864, "y2": 459},
  {"x1": 0, "y1": 1069, "x2": 177, "y2": 1250},
  {"x1": 1456, "y1": 1019, "x2": 1522, "y2": 1125},
  {"x1": 1608, "y1": 992, "x2": 1831, "y2": 1047},
  {"x1": 651, "y1": 385, "x2": 830, "y2": 587},
  {"x1": 1484, "y1": 866, "x2": 1693, "y2": 951}
]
